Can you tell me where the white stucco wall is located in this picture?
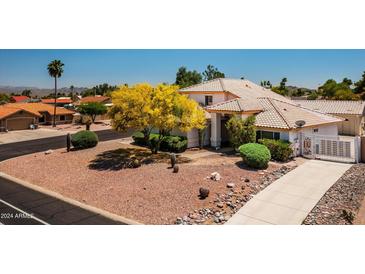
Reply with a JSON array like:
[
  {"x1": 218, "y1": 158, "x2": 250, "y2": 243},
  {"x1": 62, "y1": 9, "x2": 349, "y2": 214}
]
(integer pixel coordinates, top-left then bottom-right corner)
[
  {"x1": 300, "y1": 124, "x2": 338, "y2": 136},
  {"x1": 187, "y1": 93, "x2": 226, "y2": 105}
]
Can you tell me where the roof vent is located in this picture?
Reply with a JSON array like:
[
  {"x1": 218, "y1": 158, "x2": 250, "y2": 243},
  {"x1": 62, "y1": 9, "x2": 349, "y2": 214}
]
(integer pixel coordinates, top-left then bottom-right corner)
[{"x1": 295, "y1": 120, "x2": 306, "y2": 128}]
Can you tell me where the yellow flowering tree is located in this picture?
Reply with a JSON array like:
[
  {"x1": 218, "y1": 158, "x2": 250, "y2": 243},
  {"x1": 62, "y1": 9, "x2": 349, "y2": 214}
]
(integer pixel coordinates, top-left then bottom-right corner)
[
  {"x1": 109, "y1": 83, "x2": 154, "y2": 144},
  {"x1": 110, "y1": 83, "x2": 206, "y2": 153}
]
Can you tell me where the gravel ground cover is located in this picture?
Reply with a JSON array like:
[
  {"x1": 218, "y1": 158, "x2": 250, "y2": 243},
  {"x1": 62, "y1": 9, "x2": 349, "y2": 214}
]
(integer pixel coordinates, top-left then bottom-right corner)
[
  {"x1": 0, "y1": 141, "x2": 299, "y2": 224},
  {"x1": 303, "y1": 164, "x2": 365, "y2": 225}
]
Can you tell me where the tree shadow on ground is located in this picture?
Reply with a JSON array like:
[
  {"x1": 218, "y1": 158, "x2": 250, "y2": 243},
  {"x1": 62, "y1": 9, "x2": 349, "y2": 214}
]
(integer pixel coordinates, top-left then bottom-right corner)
[
  {"x1": 88, "y1": 147, "x2": 191, "y2": 171},
  {"x1": 234, "y1": 161, "x2": 268, "y2": 171}
]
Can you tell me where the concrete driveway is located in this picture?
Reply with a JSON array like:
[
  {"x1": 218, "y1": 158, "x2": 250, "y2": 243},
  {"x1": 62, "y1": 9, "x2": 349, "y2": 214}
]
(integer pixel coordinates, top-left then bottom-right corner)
[
  {"x1": 226, "y1": 160, "x2": 352, "y2": 225},
  {"x1": 0, "y1": 128, "x2": 68, "y2": 144}
]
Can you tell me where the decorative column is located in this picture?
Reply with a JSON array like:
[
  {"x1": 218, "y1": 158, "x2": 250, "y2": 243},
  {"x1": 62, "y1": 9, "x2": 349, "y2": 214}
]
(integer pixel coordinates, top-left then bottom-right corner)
[{"x1": 210, "y1": 112, "x2": 221, "y2": 148}]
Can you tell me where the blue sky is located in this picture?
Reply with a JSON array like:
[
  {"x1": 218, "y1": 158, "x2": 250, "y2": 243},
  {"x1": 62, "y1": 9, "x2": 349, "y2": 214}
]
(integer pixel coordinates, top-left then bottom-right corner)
[{"x1": 0, "y1": 49, "x2": 364, "y2": 89}]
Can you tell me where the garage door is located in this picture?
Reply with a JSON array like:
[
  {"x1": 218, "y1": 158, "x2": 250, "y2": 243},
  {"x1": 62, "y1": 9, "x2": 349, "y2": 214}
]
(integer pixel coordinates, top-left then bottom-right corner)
[{"x1": 6, "y1": 118, "x2": 34, "y2": 130}]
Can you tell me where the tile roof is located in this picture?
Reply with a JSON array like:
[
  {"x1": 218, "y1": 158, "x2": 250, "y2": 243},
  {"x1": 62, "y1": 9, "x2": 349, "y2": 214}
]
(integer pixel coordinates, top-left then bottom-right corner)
[
  {"x1": 80, "y1": 96, "x2": 110, "y2": 103},
  {"x1": 205, "y1": 97, "x2": 343, "y2": 129},
  {"x1": 205, "y1": 98, "x2": 263, "y2": 113},
  {"x1": 179, "y1": 78, "x2": 292, "y2": 102},
  {"x1": 41, "y1": 98, "x2": 73, "y2": 104},
  {"x1": 294, "y1": 100, "x2": 365, "y2": 115},
  {"x1": 0, "y1": 103, "x2": 74, "y2": 119},
  {"x1": 0, "y1": 106, "x2": 22, "y2": 119},
  {"x1": 10, "y1": 95, "x2": 30, "y2": 102}
]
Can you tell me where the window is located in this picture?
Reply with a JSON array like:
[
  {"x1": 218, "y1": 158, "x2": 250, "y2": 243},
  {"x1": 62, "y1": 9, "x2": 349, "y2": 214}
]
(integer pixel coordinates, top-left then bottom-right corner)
[
  {"x1": 256, "y1": 130, "x2": 280, "y2": 140},
  {"x1": 313, "y1": 128, "x2": 319, "y2": 133},
  {"x1": 205, "y1": 96, "x2": 213, "y2": 106},
  {"x1": 60, "y1": 115, "x2": 66, "y2": 121}
]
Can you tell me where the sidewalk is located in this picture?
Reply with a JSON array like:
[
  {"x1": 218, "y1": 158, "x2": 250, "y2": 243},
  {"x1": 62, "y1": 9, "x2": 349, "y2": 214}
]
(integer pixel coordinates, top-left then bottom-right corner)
[{"x1": 225, "y1": 160, "x2": 352, "y2": 225}]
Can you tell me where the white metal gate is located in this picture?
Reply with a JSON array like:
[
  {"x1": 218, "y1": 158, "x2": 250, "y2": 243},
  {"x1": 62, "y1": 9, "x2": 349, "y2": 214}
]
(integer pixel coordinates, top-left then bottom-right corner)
[{"x1": 300, "y1": 133, "x2": 360, "y2": 163}]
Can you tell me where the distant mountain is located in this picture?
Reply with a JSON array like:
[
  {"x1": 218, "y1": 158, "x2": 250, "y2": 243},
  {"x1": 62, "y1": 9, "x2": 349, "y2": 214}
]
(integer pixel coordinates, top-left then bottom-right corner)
[{"x1": 0, "y1": 85, "x2": 88, "y2": 96}]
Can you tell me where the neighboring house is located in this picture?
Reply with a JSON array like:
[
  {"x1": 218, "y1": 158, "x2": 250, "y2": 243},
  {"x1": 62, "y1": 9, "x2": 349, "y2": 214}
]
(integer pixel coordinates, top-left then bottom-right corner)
[
  {"x1": 79, "y1": 95, "x2": 112, "y2": 105},
  {"x1": 0, "y1": 103, "x2": 74, "y2": 131},
  {"x1": 179, "y1": 78, "x2": 345, "y2": 157},
  {"x1": 41, "y1": 97, "x2": 73, "y2": 107},
  {"x1": 294, "y1": 100, "x2": 365, "y2": 136},
  {"x1": 10, "y1": 95, "x2": 30, "y2": 103},
  {"x1": 77, "y1": 95, "x2": 112, "y2": 121}
]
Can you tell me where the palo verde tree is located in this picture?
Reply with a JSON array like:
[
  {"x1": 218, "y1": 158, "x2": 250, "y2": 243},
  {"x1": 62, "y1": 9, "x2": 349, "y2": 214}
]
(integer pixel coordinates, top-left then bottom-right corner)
[
  {"x1": 109, "y1": 83, "x2": 155, "y2": 145},
  {"x1": 47, "y1": 60, "x2": 64, "y2": 127},
  {"x1": 110, "y1": 83, "x2": 206, "y2": 153},
  {"x1": 77, "y1": 102, "x2": 108, "y2": 124}
]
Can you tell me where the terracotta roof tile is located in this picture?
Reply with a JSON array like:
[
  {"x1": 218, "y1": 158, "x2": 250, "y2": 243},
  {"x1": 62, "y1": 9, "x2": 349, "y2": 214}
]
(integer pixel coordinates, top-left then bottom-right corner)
[
  {"x1": 205, "y1": 97, "x2": 343, "y2": 129},
  {"x1": 294, "y1": 100, "x2": 365, "y2": 115},
  {"x1": 80, "y1": 96, "x2": 110, "y2": 103},
  {"x1": 0, "y1": 103, "x2": 74, "y2": 119}
]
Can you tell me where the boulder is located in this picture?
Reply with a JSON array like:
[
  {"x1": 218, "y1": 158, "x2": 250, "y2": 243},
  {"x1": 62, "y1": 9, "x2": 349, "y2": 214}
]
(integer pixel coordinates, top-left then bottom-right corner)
[
  {"x1": 210, "y1": 172, "x2": 221, "y2": 181},
  {"x1": 199, "y1": 187, "x2": 210, "y2": 199}
]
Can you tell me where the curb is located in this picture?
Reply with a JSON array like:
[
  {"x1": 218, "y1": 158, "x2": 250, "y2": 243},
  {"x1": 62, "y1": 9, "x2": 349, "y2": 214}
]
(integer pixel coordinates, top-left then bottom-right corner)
[{"x1": 0, "y1": 172, "x2": 142, "y2": 225}]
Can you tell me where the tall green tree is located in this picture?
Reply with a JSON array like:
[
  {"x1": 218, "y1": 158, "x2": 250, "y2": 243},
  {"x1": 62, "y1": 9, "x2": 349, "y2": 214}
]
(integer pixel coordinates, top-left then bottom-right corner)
[
  {"x1": 77, "y1": 102, "x2": 108, "y2": 124},
  {"x1": 47, "y1": 60, "x2": 64, "y2": 127},
  {"x1": 21, "y1": 89, "x2": 32, "y2": 97},
  {"x1": 82, "y1": 83, "x2": 117, "y2": 97},
  {"x1": 0, "y1": 93, "x2": 10, "y2": 105},
  {"x1": 174, "y1": 66, "x2": 202, "y2": 88},
  {"x1": 354, "y1": 71, "x2": 365, "y2": 94},
  {"x1": 202, "y1": 65, "x2": 225, "y2": 81},
  {"x1": 279, "y1": 77, "x2": 287, "y2": 90},
  {"x1": 260, "y1": 80, "x2": 272, "y2": 89}
]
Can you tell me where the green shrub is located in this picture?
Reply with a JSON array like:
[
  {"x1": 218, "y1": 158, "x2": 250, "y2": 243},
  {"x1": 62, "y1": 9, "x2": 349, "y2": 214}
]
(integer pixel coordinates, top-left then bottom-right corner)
[
  {"x1": 258, "y1": 139, "x2": 293, "y2": 162},
  {"x1": 132, "y1": 131, "x2": 146, "y2": 145},
  {"x1": 226, "y1": 115, "x2": 256, "y2": 150},
  {"x1": 71, "y1": 130, "x2": 99, "y2": 149},
  {"x1": 131, "y1": 131, "x2": 187, "y2": 153},
  {"x1": 239, "y1": 143, "x2": 271, "y2": 169}
]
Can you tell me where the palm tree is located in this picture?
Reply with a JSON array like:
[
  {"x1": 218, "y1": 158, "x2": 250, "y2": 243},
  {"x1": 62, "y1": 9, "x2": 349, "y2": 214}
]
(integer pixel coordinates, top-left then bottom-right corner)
[{"x1": 47, "y1": 60, "x2": 64, "y2": 127}]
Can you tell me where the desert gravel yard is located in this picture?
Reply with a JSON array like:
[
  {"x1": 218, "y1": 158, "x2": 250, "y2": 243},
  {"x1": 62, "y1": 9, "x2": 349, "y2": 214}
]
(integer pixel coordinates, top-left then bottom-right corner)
[
  {"x1": 303, "y1": 164, "x2": 365, "y2": 225},
  {"x1": 0, "y1": 140, "x2": 300, "y2": 224}
]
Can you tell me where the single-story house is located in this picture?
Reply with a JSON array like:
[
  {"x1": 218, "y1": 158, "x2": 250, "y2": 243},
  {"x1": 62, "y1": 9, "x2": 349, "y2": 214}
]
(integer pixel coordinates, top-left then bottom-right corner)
[
  {"x1": 294, "y1": 100, "x2": 365, "y2": 136},
  {"x1": 77, "y1": 95, "x2": 112, "y2": 121},
  {"x1": 41, "y1": 97, "x2": 73, "y2": 107},
  {"x1": 178, "y1": 78, "x2": 347, "y2": 157},
  {"x1": 79, "y1": 95, "x2": 112, "y2": 105},
  {"x1": 0, "y1": 103, "x2": 75, "y2": 131},
  {"x1": 10, "y1": 95, "x2": 30, "y2": 103}
]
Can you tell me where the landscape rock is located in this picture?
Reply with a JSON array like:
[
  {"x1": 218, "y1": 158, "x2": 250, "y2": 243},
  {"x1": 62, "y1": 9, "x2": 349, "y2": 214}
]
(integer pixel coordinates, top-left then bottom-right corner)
[
  {"x1": 227, "y1": 182, "x2": 235, "y2": 188},
  {"x1": 210, "y1": 172, "x2": 221, "y2": 181},
  {"x1": 44, "y1": 149, "x2": 53, "y2": 155},
  {"x1": 199, "y1": 187, "x2": 210, "y2": 199}
]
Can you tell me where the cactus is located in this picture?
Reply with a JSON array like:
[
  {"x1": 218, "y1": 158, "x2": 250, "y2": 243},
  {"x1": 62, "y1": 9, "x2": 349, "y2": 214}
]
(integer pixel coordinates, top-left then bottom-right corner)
[
  {"x1": 66, "y1": 133, "x2": 71, "y2": 152},
  {"x1": 170, "y1": 153, "x2": 177, "y2": 168}
]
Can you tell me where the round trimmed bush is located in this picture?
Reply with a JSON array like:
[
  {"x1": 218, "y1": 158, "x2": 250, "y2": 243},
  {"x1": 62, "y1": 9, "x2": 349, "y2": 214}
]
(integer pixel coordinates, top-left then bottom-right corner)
[
  {"x1": 239, "y1": 143, "x2": 271, "y2": 169},
  {"x1": 71, "y1": 130, "x2": 99, "y2": 149}
]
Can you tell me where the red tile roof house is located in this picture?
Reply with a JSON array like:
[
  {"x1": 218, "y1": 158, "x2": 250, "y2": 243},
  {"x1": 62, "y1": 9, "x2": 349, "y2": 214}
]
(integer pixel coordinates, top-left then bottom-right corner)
[
  {"x1": 76, "y1": 95, "x2": 112, "y2": 121},
  {"x1": 10, "y1": 95, "x2": 30, "y2": 103},
  {"x1": 0, "y1": 103, "x2": 75, "y2": 131},
  {"x1": 178, "y1": 78, "x2": 361, "y2": 163},
  {"x1": 79, "y1": 95, "x2": 112, "y2": 105},
  {"x1": 41, "y1": 98, "x2": 73, "y2": 107}
]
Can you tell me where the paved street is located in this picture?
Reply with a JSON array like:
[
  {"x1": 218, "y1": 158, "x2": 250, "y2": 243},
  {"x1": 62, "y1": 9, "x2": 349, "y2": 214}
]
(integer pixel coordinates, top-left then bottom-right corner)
[
  {"x1": 0, "y1": 128, "x2": 133, "y2": 224},
  {"x1": 0, "y1": 129, "x2": 133, "y2": 161},
  {"x1": 226, "y1": 160, "x2": 352, "y2": 225},
  {"x1": 0, "y1": 175, "x2": 125, "y2": 225}
]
